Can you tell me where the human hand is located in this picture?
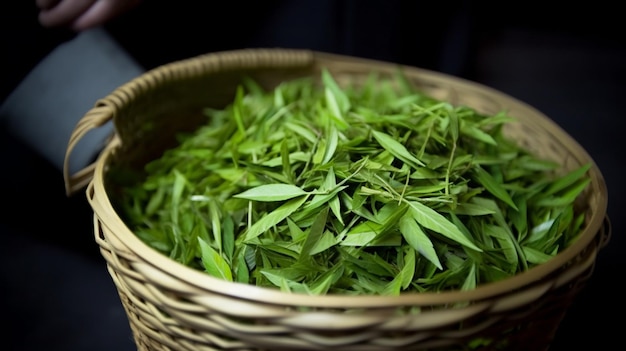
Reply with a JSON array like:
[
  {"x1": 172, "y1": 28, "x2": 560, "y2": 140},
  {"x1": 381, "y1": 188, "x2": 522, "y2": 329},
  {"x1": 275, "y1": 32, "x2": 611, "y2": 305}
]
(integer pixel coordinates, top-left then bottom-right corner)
[{"x1": 36, "y1": 0, "x2": 142, "y2": 31}]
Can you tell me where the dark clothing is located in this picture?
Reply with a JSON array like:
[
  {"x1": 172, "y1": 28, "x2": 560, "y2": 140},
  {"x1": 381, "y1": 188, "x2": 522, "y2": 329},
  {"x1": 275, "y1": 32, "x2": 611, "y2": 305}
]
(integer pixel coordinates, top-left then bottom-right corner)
[
  {"x1": 0, "y1": 2, "x2": 76, "y2": 104},
  {"x1": 104, "y1": 0, "x2": 474, "y2": 75},
  {"x1": 2, "y1": 0, "x2": 475, "y2": 105}
]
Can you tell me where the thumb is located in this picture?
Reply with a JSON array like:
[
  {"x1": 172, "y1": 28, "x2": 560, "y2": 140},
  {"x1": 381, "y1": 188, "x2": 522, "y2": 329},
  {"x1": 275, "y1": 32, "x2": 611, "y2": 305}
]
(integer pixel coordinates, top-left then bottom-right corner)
[{"x1": 71, "y1": 0, "x2": 142, "y2": 31}]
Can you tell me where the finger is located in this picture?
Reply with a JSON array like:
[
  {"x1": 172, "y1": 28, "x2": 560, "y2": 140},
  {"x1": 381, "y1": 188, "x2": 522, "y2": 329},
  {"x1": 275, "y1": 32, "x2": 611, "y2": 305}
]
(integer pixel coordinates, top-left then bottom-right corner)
[
  {"x1": 38, "y1": 0, "x2": 95, "y2": 28},
  {"x1": 36, "y1": 0, "x2": 62, "y2": 11},
  {"x1": 71, "y1": 0, "x2": 142, "y2": 31}
]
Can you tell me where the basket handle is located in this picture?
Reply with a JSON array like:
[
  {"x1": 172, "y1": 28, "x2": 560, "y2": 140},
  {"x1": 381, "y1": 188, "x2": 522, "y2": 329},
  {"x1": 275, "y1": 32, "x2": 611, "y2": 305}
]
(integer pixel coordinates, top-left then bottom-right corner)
[{"x1": 63, "y1": 101, "x2": 115, "y2": 196}]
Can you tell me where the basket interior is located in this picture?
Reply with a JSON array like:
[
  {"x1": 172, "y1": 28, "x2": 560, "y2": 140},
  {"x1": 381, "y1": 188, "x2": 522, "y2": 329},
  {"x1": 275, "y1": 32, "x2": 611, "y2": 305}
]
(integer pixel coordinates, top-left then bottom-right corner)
[{"x1": 104, "y1": 50, "x2": 607, "y2": 277}]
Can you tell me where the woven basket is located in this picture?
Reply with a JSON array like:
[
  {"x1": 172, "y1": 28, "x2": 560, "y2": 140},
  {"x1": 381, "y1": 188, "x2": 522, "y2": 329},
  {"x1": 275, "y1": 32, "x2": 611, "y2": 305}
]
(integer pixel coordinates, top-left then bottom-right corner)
[{"x1": 64, "y1": 49, "x2": 609, "y2": 351}]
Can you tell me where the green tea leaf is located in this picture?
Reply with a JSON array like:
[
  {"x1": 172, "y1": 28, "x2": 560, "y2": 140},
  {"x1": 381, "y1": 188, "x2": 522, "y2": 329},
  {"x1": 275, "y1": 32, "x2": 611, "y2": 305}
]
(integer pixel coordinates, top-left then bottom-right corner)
[
  {"x1": 407, "y1": 201, "x2": 481, "y2": 252},
  {"x1": 400, "y1": 248, "x2": 416, "y2": 289},
  {"x1": 309, "y1": 265, "x2": 344, "y2": 295},
  {"x1": 198, "y1": 238, "x2": 233, "y2": 281},
  {"x1": 322, "y1": 68, "x2": 350, "y2": 115},
  {"x1": 535, "y1": 178, "x2": 591, "y2": 207},
  {"x1": 484, "y1": 224, "x2": 518, "y2": 267},
  {"x1": 544, "y1": 163, "x2": 591, "y2": 196},
  {"x1": 371, "y1": 130, "x2": 425, "y2": 167},
  {"x1": 260, "y1": 270, "x2": 293, "y2": 292},
  {"x1": 310, "y1": 230, "x2": 338, "y2": 256},
  {"x1": 300, "y1": 207, "x2": 329, "y2": 257},
  {"x1": 472, "y1": 165, "x2": 518, "y2": 211},
  {"x1": 233, "y1": 248, "x2": 250, "y2": 283},
  {"x1": 234, "y1": 184, "x2": 308, "y2": 202},
  {"x1": 208, "y1": 198, "x2": 222, "y2": 252},
  {"x1": 322, "y1": 126, "x2": 339, "y2": 165},
  {"x1": 399, "y1": 214, "x2": 443, "y2": 270},
  {"x1": 445, "y1": 202, "x2": 496, "y2": 216},
  {"x1": 522, "y1": 245, "x2": 553, "y2": 264},
  {"x1": 461, "y1": 124, "x2": 496, "y2": 145},
  {"x1": 461, "y1": 264, "x2": 477, "y2": 291},
  {"x1": 242, "y1": 195, "x2": 309, "y2": 242},
  {"x1": 222, "y1": 215, "x2": 235, "y2": 261}
]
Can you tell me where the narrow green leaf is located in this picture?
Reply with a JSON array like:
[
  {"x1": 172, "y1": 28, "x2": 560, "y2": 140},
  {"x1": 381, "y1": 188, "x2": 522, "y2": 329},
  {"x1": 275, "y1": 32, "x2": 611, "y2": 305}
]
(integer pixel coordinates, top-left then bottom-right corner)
[
  {"x1": 260, "y1": 270, "x2": 293, "y2": 293},
  {"x1": 312, "y1": 138, "x2": 326, "y2": 164},
  {"x1": 382, "y1": 274, "x2": 403, "y2": 296},
  {"x1": 310, "y1": 230, "x2": 338, "y2": 256},
  {"x1": 198, "y1": 238, "x2": 233, "y2": 281},
  {"x1": 473, "y1": 166, "x2": 518, "y2": 211},
  {"x1": 535, "y1": 178, "x2": 591, "y2": 207},
  {"x1": 243, "y1": 244, "x2": 257, "y2": 271},
  {"x1": 445, "y1": 202, "x2": 495, "y2": 216},
  {"x1": 145, "y1": 184, "x2": 165, "y2": 216},
  {"x1": 484, "y1": 224, "x2": 518, "y2": 267},
  {"x1": 339, "y1": 248, "x2": 395, "y2": 277},
  {"x1": 322, "y1": 126, "x2": 339, "y2": 164},
  {"x1": 322, "y1": 69, "x2": 350, "y2": 114},
  {"x1": 461, "y1": 124, "x2": 497, "y2": 145},
  {"x1": 522, "y1": 246, "x2": 553, "y2": 265},
  {"x1": 300, "y1": 207, "x2": 329, "y2": 257},
  {"x1": 281, "y1": 138, "x2": 293, "y2": 181},
  {"x1": 208, "y1": 199, "x2": 222, "y2": 252},
  {"x1": 242, "y1": 195, "x2": 309, "y2": 242},
  {"x1": 510, "y1": 195, "x2": 528, "y2": 240},
  {"x1": 407, "y1": 201, "x2": 481, "y2": 251},
  {"x1": 284, "y1": 121, "x2": 318, "y2": 144},
  {"x1": 513, "y1": 155, "x2": 560, "y2": 172},
  {"x1": 400, "y1": 248, "x2": 416, "y2": 289},
  {"x1": 310, "y1": 265, "x2": 344, "y2": 295},
  {"x1": 329, "y1": 195, "x2": 343, "y2": 225},
  {"x1": 287, "y1": 218, "x2": 306, "y2": 242},
  {"x1": 399, "y1": 214, "x2": 443, "y2": 269},
  {"x1": 222, "y1": 215, "x2": 235, "y2": 261},
  {"x1": 234, "y1": 184, "x2": 308, "y2": 202},
  {"x1": 371, "y1": 130, "x2": 425, "y2": 167},
  {"x1": 233, "y1": 247, "x2": 250, "y2": 283},
  {"x1": 341, "y1": 227, "x2": 379, "y2": 246},
  {"x1": 409, "y1": 167, "x2": 440, "y2": 179},
  {"x1": 171, "y1": 170, "x2": 187, "y2": 223},
  {"x1": 293, "y1": 185, "x2": 348, "y2": 221},
  {"x1": 274, "y1": 85, "x2": 285, "y2": 107},
  {"x1": 460, "y1": 264, "x2": 476, "y2": 291},
  {"x1": 544, "y1": 163, "x2": 591, "y2": 196},
  {"x1": 232, "y1": 85, "x2": 246, "y2": 135}
]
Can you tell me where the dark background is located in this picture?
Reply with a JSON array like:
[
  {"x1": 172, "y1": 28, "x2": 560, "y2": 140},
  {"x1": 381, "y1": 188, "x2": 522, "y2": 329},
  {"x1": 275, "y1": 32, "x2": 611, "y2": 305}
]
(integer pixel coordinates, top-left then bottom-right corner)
[{"x1": 2, "y1": 1, "x2": 624, "y2": 350}]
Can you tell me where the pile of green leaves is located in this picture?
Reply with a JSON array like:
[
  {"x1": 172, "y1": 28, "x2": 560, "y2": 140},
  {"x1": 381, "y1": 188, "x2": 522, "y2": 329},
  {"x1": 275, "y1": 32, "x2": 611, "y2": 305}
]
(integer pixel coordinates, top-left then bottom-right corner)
[{"x1": 111, "y1": 69, "x2": 591, "y2": 296}]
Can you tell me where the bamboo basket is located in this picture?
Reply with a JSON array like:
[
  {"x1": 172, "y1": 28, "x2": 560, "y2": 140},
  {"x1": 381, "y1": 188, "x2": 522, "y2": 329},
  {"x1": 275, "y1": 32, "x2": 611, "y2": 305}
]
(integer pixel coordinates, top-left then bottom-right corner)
[{"x1": 63, "y1": 48, "x2": 610, "y2": 351}]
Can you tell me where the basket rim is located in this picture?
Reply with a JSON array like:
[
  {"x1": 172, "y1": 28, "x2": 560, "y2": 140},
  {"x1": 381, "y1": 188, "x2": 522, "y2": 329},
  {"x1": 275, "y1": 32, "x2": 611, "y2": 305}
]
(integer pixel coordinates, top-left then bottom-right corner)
[{"x1": 87, "y1": 48, "x2": 609, "y2": 308}]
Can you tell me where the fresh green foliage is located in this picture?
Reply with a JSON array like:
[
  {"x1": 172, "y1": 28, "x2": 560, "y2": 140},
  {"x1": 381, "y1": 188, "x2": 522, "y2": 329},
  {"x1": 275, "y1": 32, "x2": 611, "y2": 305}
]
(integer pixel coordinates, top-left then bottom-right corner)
[{"x1": 111, "y1": 69, "x2": 591, "y2": 295}]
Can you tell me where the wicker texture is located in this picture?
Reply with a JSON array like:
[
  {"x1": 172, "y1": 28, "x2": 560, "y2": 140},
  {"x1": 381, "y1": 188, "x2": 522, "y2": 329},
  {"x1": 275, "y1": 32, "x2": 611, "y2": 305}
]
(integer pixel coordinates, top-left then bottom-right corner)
[{"x1": 65, "y1": 49, "x2": 609, "y2": 351}]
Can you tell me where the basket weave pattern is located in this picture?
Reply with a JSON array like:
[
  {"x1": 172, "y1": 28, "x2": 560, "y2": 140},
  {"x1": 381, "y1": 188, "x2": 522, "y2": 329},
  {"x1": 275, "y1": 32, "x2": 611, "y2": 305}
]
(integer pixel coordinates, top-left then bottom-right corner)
[
  {"x1": 66, "y1": 49, "x2": 609, "y2": 351},
  {"x1": 94, "y1": 208, "x2": 606, "y2": 351}
]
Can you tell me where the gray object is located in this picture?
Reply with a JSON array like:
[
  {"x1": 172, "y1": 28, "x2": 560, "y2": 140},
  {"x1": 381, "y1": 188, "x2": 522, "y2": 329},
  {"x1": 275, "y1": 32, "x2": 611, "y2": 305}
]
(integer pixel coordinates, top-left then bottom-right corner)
[{"x1": 0, "y1": 27, "x2": 144, "y2": 173}]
